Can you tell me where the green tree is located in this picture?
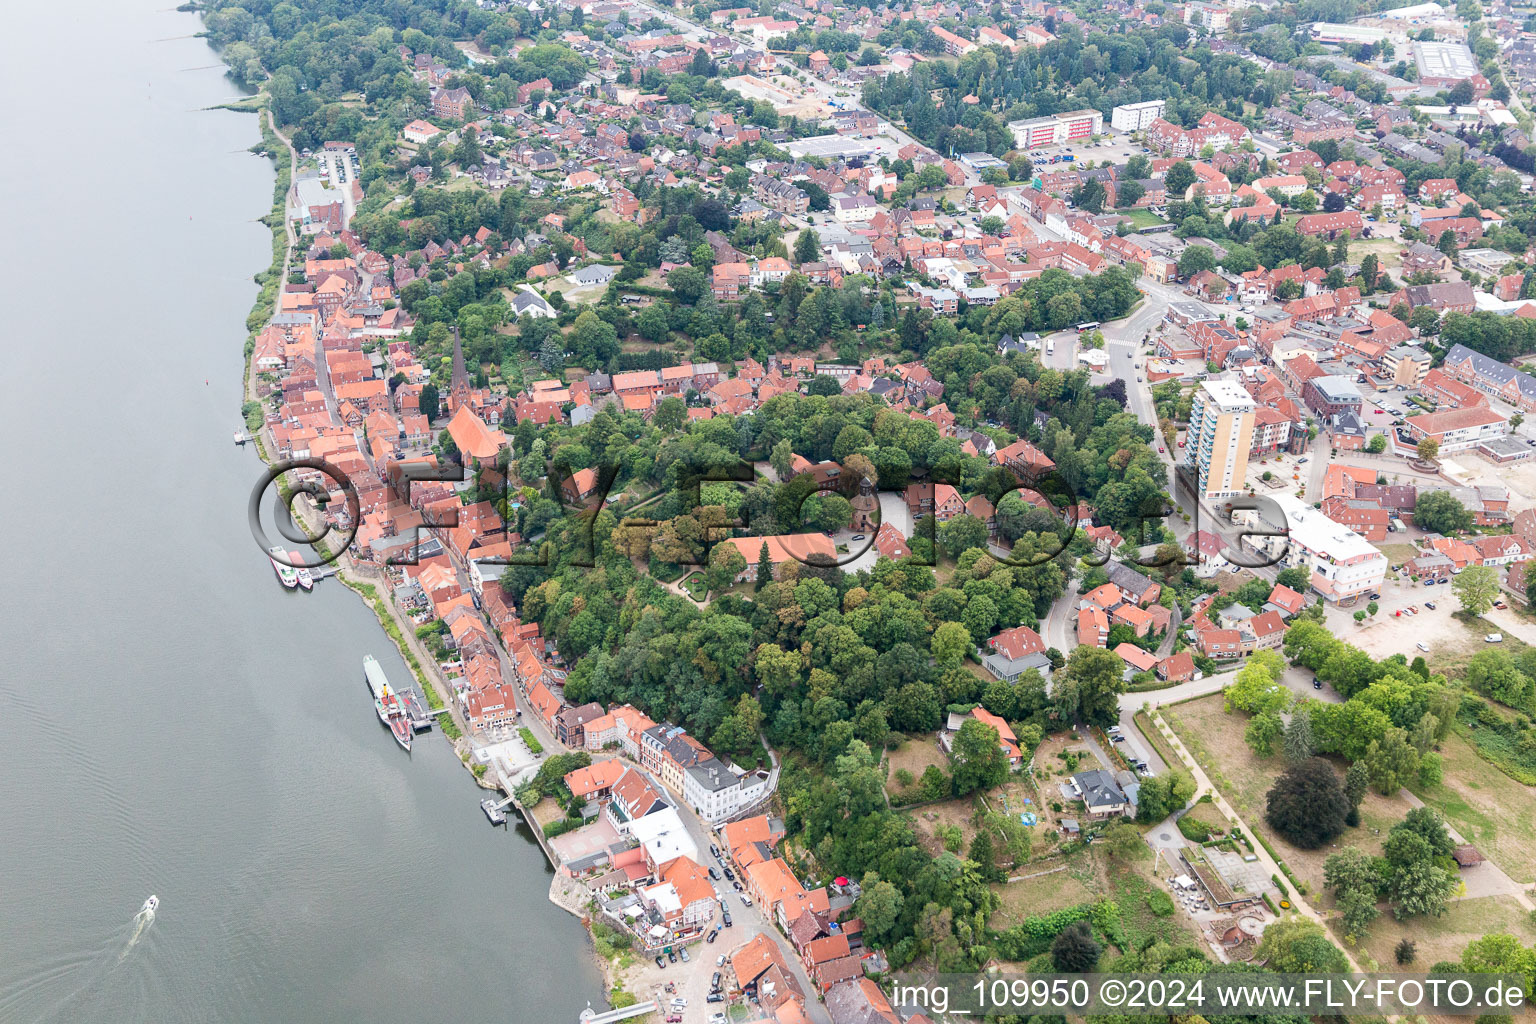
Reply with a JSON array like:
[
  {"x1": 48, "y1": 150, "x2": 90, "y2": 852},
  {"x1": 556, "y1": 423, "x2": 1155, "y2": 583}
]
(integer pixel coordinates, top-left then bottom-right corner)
[
  {"x1": 1165, "y1": 161, "x2": 1196, "y2": 196},
  {"x1": 1413, "y1": 489, "x2": 1470, "y2": 533},
  {"x1": 1265, "y1": 758, "x2": 1350, "y2": 849},
  {"x1": 1344, "y1": 759, "x2": 1370, "y2": 809},
  {"x1": 1283, "y1": 708, "x2": 1315, "y2": 764},
  {"x1": 932, "y1": 621, "x2": 972, "y2": 668},
  {"x1": 1257, "y1": 916, "x2": 1349, "y2": 973},
  {"x1": 1364, "y1": 726, "x2": 1420, "y2": 795},
  {"x1": 636, "y1": 303, "x2": 670, "y2": 342},
  {"x1": 940, "y1": 514, "x2": 989, "y2": 559},
  {"x1": 1245, "y1": 710, "x2": 1284, "y2": 757},
  {"x1": 754, "y1": 540, "x2": 773, "y2": 592},
  {"x1": 1389, "y1": 855, "x2": 1458, "y2": 919},
  {"x1": 419, "y1": 382, "x2": 440, "y2": 423},
  {"x1": 1051, "y1": 921, "x2": 1102, "y2": 973},
  {"x1": 1325, "y1": 846, "x2": 1383, "y2": 940},
  {"x1": 968, "y1": 829, "x2": 1001, "y2": 881},
  {"x1": 793, "y1": 227, "x2": 821, "y2": 265},
  {"x1": 1053, "y1": 646, "x2": 1128, "y2": 727},
  {"x1": 951, "y1": 717, "x2": 1010, "y2": 795},
  {"x1": 1451, "y1": 565, "x2": 1499, "y2": 616},
  {"x1": 853, "y1": 874, "x2": 904, "y2": 944},
  {"x1": 1177, "y1": 244, "x2": 1217, "y2": 279},
  {"x1": 1367, "y1": 434, "x2": 1387, "y2": 454}
]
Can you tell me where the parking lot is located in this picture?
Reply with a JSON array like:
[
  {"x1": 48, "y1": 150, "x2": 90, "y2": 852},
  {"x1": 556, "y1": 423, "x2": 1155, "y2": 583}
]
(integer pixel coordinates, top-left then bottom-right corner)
[{"x1": 1018, "y1": 133, "x2": 1151, "y2": 174}]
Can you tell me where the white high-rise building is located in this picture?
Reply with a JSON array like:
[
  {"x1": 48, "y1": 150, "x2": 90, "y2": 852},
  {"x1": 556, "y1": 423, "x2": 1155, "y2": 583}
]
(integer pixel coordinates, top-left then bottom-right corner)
[
  {"x1": 1186, "y1": 380, "x2": 1255, "y2": 500},
  {"x1": 1111, "y1": 100, "x2": 1166, "y2": 133}
]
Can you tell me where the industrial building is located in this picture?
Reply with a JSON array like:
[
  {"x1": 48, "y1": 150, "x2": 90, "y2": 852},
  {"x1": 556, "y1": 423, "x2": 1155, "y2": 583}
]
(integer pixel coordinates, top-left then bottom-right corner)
[{"x1": 1414, "y1": 41, "x2": 1479, "y2": 87}]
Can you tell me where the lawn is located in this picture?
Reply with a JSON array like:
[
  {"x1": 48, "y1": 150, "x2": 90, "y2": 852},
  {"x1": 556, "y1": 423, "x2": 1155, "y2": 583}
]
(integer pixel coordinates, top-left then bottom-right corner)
[
  {"x1": 989, "y1": 860, "x2": 1097, "y2": 929},
  {"x1": 1163, "y1": 694, "x2": 1404, "y2": 899},
  {"x1": 1116, "y1": 208, "x2": 1170, "y2": 229},
  {"x1": 1329, "y1": 895, "x2": 1536, "y2": 973},
  {"x1": 1133, "y1": 709, "x2": 1181, "y2": 770},
  {"x1": 680, "y1": 571, "x2": 708, "y2": 602},
  {"x1": 1414, "y1": 730, "x2": 1536, "y2": 883},
  {"x1": 885, "y1": 736, "x2": 950, "y2": 800}
]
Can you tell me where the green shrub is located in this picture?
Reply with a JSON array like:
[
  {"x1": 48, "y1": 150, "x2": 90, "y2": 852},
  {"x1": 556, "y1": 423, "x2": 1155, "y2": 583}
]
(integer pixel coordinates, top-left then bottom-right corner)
[
  {"x1": 1177, "y1": 816, "x2": 1213, "y2": 842},
  {"x1": 519, "y1": 727, "x2": 545, "y2": 756}
]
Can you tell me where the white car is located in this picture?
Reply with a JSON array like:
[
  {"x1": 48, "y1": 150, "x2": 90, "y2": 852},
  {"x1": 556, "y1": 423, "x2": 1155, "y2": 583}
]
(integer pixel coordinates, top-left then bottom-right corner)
[
  {"x1": 1486, "y1": 633, "x2": 1505, "y2": 643},
  {"x1": 740, "y1": 894, "x2": 753, "y2": 907},
  {"x1": 1417, "y1": 642, "x2": 1430, "y2": 652}
]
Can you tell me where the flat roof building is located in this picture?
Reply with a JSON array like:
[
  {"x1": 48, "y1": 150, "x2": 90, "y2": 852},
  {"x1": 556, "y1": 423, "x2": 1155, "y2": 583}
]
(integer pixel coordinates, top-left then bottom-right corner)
[
  {"x1": 1415, "y1": 41, "x2": 1479, "y2": 85},
  {"x1": 1186, "y1": 380, "x2": 1255, "y2": 501}
]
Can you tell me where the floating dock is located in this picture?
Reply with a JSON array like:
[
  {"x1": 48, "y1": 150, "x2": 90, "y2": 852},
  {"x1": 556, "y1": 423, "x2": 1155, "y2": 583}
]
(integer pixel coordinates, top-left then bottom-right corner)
[{"x1": 481, "y1": 798, "x2": 508, "y2": 825}]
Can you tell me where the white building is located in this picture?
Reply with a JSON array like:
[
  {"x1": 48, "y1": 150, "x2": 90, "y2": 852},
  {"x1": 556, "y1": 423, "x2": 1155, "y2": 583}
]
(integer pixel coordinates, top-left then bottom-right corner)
[
  {"x1": 682, "y1": 761, "x2": 774, "y2": 824},
  {"x1": 628, "y1": 807, "x2": 699, "y2": 866},
  {"x1": 1414, "y1": 41, "x2": 1478, "y2": 85},
  {"x1": 1184, "y1": 1, "x2": 1231, "y2": 32},
  {"x1": 1008, "y1": 109, "x2": 1103, "y2": 149},
  {"x1": 832, "y1": 195, "x2": 879, "y2": 223},
  {"x1": 1185, "y1": 380, "x2": 1255, "y2": 500},
  {"x1": 1309, "y1": 22, "x2": 1389, "y2": 44},
  {"x1": 1236, "y1": 493, "x2": 1388, "y2": 604},
  {"x1": 1111, "y1": 100, "x2": 1167, "y2": 133}
]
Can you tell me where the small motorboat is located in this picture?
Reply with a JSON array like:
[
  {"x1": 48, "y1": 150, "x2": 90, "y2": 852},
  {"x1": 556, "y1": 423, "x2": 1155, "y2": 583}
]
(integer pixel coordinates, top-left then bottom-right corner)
[
  {"x1": 292, "y1": 551, "x2": 314, "y2": 591},
  {"x1": 141, "y1": 895, "x2": 159, "y2": 915}
]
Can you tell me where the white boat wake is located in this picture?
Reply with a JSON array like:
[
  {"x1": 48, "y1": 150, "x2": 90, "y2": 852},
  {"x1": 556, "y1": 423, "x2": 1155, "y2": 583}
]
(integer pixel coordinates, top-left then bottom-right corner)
[{"x1": 119, "y1": 897, "x2": 158, "y2": 962}]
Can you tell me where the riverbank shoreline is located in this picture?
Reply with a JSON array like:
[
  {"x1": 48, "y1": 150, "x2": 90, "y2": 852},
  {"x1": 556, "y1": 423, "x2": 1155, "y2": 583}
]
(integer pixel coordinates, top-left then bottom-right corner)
[
  {"x1": 220, "y1": 66, "x2": 614, "y2": 1017},
  {"x1": 229, "y1": 88, "x2": 477, "y2": 769}
]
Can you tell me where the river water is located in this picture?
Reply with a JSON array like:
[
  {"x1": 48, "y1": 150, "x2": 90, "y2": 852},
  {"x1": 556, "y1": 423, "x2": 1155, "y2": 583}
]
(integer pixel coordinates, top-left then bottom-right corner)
[{"x1": 0, "y1": 4, "x2": 602, "y2": 1022}]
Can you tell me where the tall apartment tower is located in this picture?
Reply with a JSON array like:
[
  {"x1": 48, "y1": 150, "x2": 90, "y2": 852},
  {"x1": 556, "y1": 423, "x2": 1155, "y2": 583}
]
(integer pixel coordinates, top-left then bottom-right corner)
[{"x1": 1186, "y1": 380, "x2": 1256, "y2": 500}]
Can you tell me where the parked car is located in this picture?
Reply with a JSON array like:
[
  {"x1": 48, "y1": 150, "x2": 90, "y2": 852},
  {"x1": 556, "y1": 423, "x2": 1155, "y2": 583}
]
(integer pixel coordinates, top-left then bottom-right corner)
[
  {"x1": 722, "y1": 867, "x2": 735, "y2": 881},
  {"x1": 1313, "y1": 680, "x2": 1323, "y2": 689},
  {"x1": 740, "y1": 894, "x2": 753, "y2": 907},
  {"x1": 1487, "y1": 633, "x2": 1505, "y2": 643},
  {"x1": 656, "y1": 956, "x2": 666, "y2": 969},
  {"x1": 667, "y1": 950, "x2": 676, "y2": 963},
  {"x1": 709, "y1": 866, "x2": 720, "y2": 880},
  {"x1": 1424, "y1": 601, "x2": 1436, "y2": 610},
  {"x1": 706, "y1": 930, "x2": 718, "y2": 944},
  {"x1": 680, "y1": 948, "x2": 690, "y2": 962},
  {"x1": 706, "y1": 993, "x2": 724, "y2": 1003},
  {"x1": 717, "y1": 954, "x2": 726, "y2": 967},
  {"x1": 722, "y1": 912, "x2": 733, "y2": 926},
  {"x1": 712, "y1": 972, "x2": 723, "y2": 989},
  {"x1": 1417, "y1": 642, "x2": 1431, "y2": 652}
]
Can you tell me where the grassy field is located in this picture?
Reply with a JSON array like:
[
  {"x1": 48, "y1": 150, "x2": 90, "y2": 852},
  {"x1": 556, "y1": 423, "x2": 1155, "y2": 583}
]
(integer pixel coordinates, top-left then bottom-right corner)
[
  {"x1": 1134, "y1": 709, "x2": 1182, "y2": 770},
  {"x1": 990, "y1": 863, "x2": 1097, "y2": 929},
  {"x1": 1375, "y1": 543, "x2": 1420, "y2": 567},
  {"x1": 885, "y1": 737, "x2": 950, "y2": 799},
  {"x1": 1164, "y1": 694, "x2": 1405, "y2": 898},
  {"x1": 680, "y1": 571, "x2": 708, "y2": 602},
  {"x1": 1330, "y1": 895, "x2": 1536, "y2": 972},
  {"x1": 1414, "y1": 730, "x2": 1536, "y2": 883},
  {"x1": 1116, "y1": 208, "x2": 1170, "y2": 229}
]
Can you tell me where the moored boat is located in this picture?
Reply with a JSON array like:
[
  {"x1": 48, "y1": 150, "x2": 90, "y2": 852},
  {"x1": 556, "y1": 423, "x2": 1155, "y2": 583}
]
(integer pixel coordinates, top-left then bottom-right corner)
[
  {"x1": 481, "y1": 799, "x2": 507, "y2": 825},
  {"x1": 362, "y1": 654, "x2": 412, "y2": 752},
  {"x1": 292, "y1": 551, "x2": 314, "y2": 591},
  {"x1": 268, "y1": 547, "x2": 298, "y2": 589}
]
